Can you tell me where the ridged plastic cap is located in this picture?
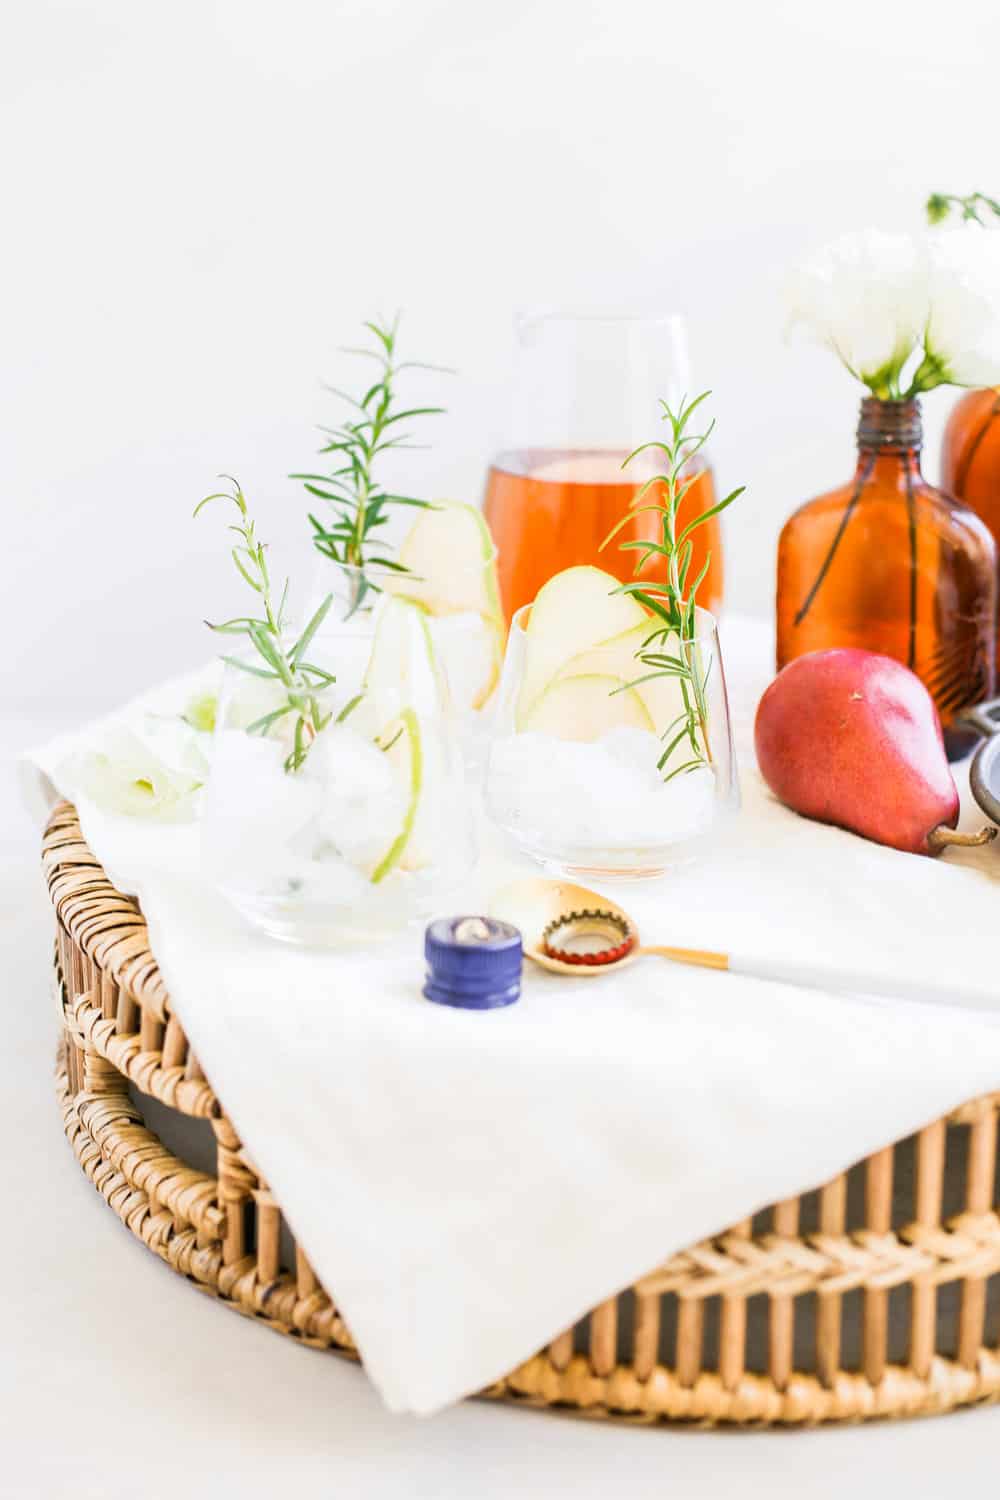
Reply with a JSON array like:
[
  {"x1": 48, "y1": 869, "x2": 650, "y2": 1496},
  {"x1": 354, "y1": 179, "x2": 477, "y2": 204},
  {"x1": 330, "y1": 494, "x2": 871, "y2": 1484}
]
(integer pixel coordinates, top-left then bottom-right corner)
[{"x1": 423, "y1": 916, "x2": 523, "y2": 1010}]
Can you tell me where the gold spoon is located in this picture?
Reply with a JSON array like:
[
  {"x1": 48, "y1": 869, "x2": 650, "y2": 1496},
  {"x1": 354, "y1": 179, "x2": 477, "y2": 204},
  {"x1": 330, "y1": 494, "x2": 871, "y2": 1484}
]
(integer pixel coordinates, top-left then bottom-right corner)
[
  {"x1": 488, "y1": 876, "x2": 1000, "y2": 1013},
  {"x1": 489, "y1": 877, "x2": 727, "y2": 977}
]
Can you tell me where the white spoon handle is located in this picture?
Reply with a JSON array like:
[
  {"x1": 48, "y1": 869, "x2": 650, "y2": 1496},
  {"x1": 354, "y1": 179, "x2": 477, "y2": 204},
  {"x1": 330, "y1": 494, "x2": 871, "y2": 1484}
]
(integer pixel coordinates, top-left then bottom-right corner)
[{"x1": 728, "y1": 952, "x2": 999, "y2": 1016}]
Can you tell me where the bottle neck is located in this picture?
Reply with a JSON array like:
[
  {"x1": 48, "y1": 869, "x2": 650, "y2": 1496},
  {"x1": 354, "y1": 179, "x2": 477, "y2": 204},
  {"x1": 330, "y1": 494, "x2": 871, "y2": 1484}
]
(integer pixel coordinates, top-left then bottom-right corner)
[{"x1": 856, "y1": 397, "x2": 923, "y2": 470}]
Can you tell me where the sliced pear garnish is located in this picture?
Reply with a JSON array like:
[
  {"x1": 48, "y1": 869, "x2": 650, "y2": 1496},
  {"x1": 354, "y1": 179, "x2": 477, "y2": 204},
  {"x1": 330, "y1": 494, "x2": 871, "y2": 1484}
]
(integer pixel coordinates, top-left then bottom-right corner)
[
  {"x1": 364, "y1": 597, "x2": 447, "y2": 882},
  {"x1": 515, "y1": 566, "x2": 649, "y2": 728},
  {"x1": 555, "y1": 621, "x2": 686, "y2": 737},
  {"x1": 382, "y1": 501, "x2": 505, "y2": 710},
  {"x1": 364, "y1": 596, "x2": 441, "y2": 726},
  {"x1": 371, "y1": 708, "x2": 423, "y2": 883},
  {"x1": 520, "y1": 672, "x2": 654, "y2": 742}
]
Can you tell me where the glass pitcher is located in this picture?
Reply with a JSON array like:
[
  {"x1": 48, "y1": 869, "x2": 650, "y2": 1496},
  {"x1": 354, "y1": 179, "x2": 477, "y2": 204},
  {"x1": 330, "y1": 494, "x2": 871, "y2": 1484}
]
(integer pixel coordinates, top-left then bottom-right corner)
[{"x1": 482, "y1": 312, "x2": 726, "y2": 623}]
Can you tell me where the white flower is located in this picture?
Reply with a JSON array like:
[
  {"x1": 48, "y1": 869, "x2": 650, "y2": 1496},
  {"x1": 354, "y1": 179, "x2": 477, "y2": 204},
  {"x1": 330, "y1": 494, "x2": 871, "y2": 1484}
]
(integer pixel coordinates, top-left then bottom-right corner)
[
  {"x1": 922, "y1": 227, "x2": 1000, "y2": 388},
  {"x1": 182, "y1": 690, "x2": 218, "y2": 734},
  {"x1": 60, "y1": 729, "x2": 204, "y2": 821},
  {"x1": 785, "y1": 230, "x2": 929, "y2": 394}
]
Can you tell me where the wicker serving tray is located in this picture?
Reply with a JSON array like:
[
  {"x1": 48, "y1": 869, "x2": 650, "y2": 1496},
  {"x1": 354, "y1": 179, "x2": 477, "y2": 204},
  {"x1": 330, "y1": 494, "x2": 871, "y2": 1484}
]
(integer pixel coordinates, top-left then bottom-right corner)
[{"x1": 44, "y1": 801, "x2": 1000, "y2": 1426}]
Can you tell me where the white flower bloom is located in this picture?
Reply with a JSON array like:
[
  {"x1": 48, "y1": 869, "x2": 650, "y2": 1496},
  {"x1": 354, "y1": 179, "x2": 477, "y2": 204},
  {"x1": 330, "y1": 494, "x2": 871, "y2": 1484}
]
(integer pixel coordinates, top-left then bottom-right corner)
[
  {"x1": 785, "y1": 230, "x2": 929, "y2": 393},
  {"x1": 183, "y1": 690, "x2": 218, "y2": 734},
  {"x1": 923, "y1": 227, "x2": 1000, "y2": 388},
  {"x1": 60, "y1": 729, "x2": 204, "y2": 821}
]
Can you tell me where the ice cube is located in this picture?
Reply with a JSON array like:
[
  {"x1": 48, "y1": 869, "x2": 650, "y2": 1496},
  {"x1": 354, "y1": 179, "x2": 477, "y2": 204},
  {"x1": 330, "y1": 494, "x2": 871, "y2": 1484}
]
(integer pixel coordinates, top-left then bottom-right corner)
[{"x1": 307, "y1": 722, "x2": 408, "y2": 873}]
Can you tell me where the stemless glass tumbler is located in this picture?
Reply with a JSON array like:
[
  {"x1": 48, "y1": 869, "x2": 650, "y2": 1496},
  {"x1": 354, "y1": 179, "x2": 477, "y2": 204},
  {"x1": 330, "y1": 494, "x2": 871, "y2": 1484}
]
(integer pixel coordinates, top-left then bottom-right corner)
[
  {"x1": 484, "y1": 601, "x2": 739, "y2": 878},
  {"x1": 483, "y1": 312, "x2": 726, "y2": 624},
  {"x1": 201, "y1": 595, "x2": 476, "y2": 944}
]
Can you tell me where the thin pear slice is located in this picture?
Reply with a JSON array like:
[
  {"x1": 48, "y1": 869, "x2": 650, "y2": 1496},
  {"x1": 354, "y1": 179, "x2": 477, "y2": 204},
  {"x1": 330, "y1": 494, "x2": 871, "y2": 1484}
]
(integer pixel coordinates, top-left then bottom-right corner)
[
  {"x1": 364, "y1": 595, "x2": 442, "y2": 727},
  {"x1": 555, "y1": 622, "x2": 686, "y2": 737},
  {"x1": 516, "y1": 566, "x2": 648, "y2": 728},
  {"x1": 363, "y1": 598, "x2": 441, "y2": 881},
  {"x1": 371, "y1": 708, "x2": 424, "y2": 883},
  {"x1": 383, "y1": 500, "x2": 505, "y2": 711},
  {"x1": 520, "y1": 673, "x2": 654, "y2": 742},
  {"x1": 434, "y1": 612, "x2": 504, "y2": 713},
  {"x1": 388, "y1": 500, "x2": 501, "y2": 617}
]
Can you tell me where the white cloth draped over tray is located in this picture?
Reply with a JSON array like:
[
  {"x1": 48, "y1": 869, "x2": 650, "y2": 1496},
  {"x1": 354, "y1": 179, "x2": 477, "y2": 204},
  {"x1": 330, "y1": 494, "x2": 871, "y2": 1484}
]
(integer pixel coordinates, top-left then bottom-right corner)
[{"x1": 22, "y1": 617, "x2": 1000, "y2": 1415}]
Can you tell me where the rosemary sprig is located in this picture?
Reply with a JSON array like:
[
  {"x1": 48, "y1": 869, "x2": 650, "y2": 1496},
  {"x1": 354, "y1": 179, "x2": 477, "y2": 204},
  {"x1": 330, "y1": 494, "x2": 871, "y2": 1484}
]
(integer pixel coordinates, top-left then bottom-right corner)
[
  {"x1": 926, "y1": 191, "x2": 1000, "y2": 227},
  {"x1": 600, "y1": 393, "x2": 744, "y2": 781},
  {"x1": 291, "y1": 314, "x2": 448, "y2": 615},
  {"x1": 194, "y1": 478, "x2": 338, "y2": 773}
]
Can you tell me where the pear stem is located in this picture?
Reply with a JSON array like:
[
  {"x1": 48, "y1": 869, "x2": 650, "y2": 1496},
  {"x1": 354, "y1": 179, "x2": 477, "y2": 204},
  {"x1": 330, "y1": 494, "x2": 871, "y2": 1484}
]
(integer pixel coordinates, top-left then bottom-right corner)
[{"x1": 927, "y1": 824, "x2": 997, "y2": 852}]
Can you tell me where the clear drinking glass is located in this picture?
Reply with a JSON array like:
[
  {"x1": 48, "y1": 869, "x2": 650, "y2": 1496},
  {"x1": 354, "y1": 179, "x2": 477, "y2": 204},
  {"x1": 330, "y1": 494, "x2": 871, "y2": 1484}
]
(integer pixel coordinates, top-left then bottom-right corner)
[
  {"x1": 484, "y1": 602, "x2": 739, "y2": 878},
  {"x1": 201, "y1": 597, "x2": 476, "y2": 944},
  {"x1": 301, "y1": 540, "x2": 506, "y2": 775},
  {"x1": 482, "y1": 311, "x2": 725, "y2": 625}
]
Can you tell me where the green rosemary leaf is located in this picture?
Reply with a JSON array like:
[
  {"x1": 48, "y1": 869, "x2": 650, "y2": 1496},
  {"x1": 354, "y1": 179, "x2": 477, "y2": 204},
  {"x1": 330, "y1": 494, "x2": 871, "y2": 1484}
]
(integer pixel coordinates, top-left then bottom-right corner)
[
  {"x1": 611, "y1": 670, "x2": 686, "y2": 700},
  {"x1": 245, "y1": 706, "x2": 294, "y2": 736},
  {"x1": 629, "y1": 475, "x2": 670, "y2": 508},
  {"x1": 206, "y1": 616, "x2": 266, "y2": 634},
  {"x1": 318, "y1": 383, "x2": 368, "y2": 412},
  {"x1": 661, "y1": 757, "x2": 706, "y2": 783},
  {"x1": 620, "y1": 439, "x2": 673, "y2": 468},
  {"x1": 676, "y1": 485, "x2": 745, "y2": 549},
  {"x1": 611, "y1": 580, "x2": 666, "y2": 598},
  {"x1": 297, "y1": 662, "x2": 337, "y2": 686},
  {"x1": 617, "y1": 538, "x2": 665, "y2": 554},
  {"x1": 639, "y1": 650, "x2": 690, "y2": 669},
  {"x1": 339, "y1": 345, "x2": 388, "y2": 364},
  {"x1": 676, "y1": 538, "x2": 695, "y2": 595},
  {"x1": 616, "y1": 547, "x2": 660, "y2": 574},
  {"x1": 231, "y1": 550, "x2": 263, "y2": 593},
  {"x1": 657, "y1": 724, "x2": 694, "y2": 770},
  {"x1": 658, "y1": 708, "x2": 693, "y2": 739},
  {"x1": 363, "y1": 318, "x2": 396, "y2": 354},
  {"x1": 685, "y1": 552, "x2": 711, "y2": 601},
  {"x1": 245, "y1": 621, "x2": 283, "y2": 673},
  {"x1": 395, "y1": 359, "x2": 456, "y2": 375},
  {"x1": 381, "y1": 406, "x2": 447, "y2": 428},
  {"x1": 336, "y1": 692, "x2": 366, "y2": 724},
  {"x1": 636, "y1": 659, "x2": 693, "y2": 679},
  {"x1": 299, "y1": 483, "x2": 342, "y2": 503},
  {"x1": 220, "y1": 654, "x2": 278, "y2": 679},
  {"x1": 289, "y1": 592, "x2": 334, "y2": 666}
]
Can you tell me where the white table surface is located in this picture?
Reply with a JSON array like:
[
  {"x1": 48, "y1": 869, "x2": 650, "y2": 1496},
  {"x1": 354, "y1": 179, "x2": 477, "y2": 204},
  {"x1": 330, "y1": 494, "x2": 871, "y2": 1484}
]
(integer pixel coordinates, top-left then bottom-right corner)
[{"x1": 4, "y1": 704, "x2": 1000, "y2": 1500}]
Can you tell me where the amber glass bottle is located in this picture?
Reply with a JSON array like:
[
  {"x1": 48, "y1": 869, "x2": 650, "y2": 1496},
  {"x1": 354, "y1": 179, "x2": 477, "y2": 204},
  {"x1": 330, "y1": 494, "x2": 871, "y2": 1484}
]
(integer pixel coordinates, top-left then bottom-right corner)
[
  {"x1": 776, "y1": 398, "x2": 996, "y2": 756},
  {"x1": 941, "y1": 388, "x2": 1000, "y2": 654}
]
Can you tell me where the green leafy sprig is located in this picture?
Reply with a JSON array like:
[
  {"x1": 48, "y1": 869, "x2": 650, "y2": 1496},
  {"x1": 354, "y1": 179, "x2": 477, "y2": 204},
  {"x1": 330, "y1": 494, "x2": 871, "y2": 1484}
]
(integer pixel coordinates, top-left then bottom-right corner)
[
  {"x1": 926, "y1": 190, "x2": 1000, "y2": 227},
  {"x1": 194, "y1": 478, "x2": 340, "y2": 773},
  {"x1": 600, "y1": 393, "x2": 744, "y2": 781},
  {"x1": 291, "y1": 315, "x2": 448, "y2": 615}
]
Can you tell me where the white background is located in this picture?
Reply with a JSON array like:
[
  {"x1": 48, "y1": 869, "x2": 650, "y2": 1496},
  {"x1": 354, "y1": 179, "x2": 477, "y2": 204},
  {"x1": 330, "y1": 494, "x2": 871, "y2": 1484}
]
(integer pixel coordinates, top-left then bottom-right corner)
[
  {"x1": 6, "y1": 2, "x2": 1000, "y2": 1494},
  {"x1": 5, "y1": 0, "x2": 1000, "y2": 717}
]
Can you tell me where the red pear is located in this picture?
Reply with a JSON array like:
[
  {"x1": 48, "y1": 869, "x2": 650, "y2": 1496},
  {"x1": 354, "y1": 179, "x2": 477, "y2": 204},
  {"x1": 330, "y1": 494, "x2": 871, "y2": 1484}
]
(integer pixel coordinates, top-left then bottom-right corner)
[{"x1": 754, "y1": 648, "x2": 994, "y2": 856}]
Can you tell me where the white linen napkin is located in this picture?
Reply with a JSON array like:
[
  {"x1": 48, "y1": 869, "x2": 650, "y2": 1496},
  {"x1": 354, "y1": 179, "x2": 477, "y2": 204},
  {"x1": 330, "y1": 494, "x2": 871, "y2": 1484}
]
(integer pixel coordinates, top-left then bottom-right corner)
[{"x1": 22, "y1": 617, "x2": 1000, "y2": 1414}]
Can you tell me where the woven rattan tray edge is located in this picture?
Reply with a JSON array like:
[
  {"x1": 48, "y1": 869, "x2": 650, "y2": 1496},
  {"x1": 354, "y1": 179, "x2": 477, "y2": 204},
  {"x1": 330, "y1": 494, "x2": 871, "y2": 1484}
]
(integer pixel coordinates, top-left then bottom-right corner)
[{"x1": 45, "y1": 802, "x2": 1000, "y2": 1426}]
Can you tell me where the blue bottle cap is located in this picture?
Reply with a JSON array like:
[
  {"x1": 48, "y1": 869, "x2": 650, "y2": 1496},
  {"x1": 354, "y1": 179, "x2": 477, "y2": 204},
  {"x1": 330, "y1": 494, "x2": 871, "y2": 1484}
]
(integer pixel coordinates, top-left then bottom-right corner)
[{"x1": 423, "y1": 916, "x2": 523, "y2": 1010}]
